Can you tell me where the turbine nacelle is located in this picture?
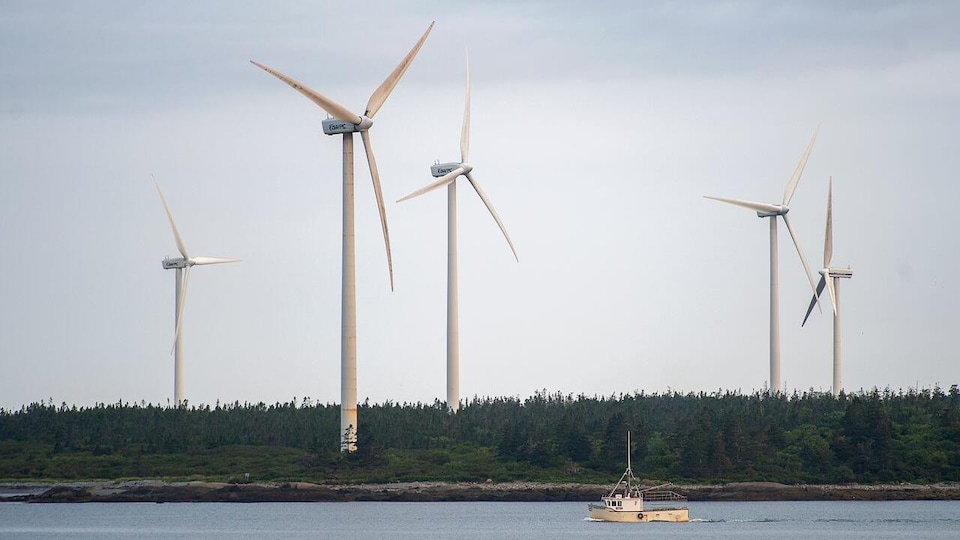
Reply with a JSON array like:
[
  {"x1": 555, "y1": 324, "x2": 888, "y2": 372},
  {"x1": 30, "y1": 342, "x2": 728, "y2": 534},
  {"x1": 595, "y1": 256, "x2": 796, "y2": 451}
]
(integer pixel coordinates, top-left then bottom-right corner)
[
  {"x1": 430, "y1": 161, "x2": 474, "y2": 178},
  {"x1": 757, "y1": 205, "x2": 789, "y2": 218},
  {"x1": 322, "y1": 116, "x2": 374, "y2": 135},
  {"x1": 162, "y1": 257, "x2": 188, "y2": 270},
  {"x1": 828, "y1": 267, "x2": 853, "y2": 279},
  {"x1": 818, "y1": 267, "x2": 853, "y2": 280},
  {"x1": 162, "y1": 255, "x2": 240, "y2": 270},
  {"x1": 431, "y1": 162, "x2": 462, "y2": 177}
]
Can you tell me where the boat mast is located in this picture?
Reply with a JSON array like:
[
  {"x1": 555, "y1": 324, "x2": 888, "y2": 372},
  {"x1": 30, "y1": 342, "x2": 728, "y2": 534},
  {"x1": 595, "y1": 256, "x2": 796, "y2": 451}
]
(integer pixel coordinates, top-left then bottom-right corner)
[
  {"x1": 626, "y1": 431, "x2": 637, "y2": 494},
  {"x1": 607, "y1": 431, "x2": 642, "y2": 498},
  {"x1": 627, "y1": 431, "x2": 631, "y2": 474}
]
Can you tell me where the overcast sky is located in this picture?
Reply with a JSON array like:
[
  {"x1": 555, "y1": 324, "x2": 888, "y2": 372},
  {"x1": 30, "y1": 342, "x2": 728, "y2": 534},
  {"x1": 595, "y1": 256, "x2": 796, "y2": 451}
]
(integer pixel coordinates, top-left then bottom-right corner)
[{"x1": 2, "y1": 0, "x2": 958, "y2": 410}]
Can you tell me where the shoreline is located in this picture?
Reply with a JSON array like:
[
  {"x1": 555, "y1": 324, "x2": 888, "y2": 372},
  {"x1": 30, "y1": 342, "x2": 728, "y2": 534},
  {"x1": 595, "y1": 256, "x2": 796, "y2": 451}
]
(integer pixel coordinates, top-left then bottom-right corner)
[{"x1": 3, "y1": 481, "x2": 960, "y2": 503}]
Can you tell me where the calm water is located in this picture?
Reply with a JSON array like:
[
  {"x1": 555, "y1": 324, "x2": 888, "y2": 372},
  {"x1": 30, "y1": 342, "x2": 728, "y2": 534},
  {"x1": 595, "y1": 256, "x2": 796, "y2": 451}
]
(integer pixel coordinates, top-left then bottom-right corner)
[{"x1": 1, "y1": 501, "x2": 958, "y2": 539}]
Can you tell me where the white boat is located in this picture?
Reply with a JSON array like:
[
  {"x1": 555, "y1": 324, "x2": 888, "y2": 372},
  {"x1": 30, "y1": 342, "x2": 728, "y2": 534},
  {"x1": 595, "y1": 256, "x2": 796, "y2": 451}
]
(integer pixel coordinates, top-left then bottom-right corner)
[{"x1": 587, "y1": 433, "x2": 689, "y2": 523}]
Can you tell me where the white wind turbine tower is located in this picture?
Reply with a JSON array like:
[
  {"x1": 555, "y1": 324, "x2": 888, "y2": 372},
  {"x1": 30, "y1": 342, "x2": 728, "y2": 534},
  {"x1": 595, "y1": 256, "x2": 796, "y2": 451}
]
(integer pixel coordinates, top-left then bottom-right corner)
[
  {"x1": 251, "y1": 22, "x2": 433, "y2": 451},
  {"x1": 156, "y1": 182, "x2": 240, "y2": 407},
  {"x1": 802, "y1": 177, "x2": 852, "y2": 397},
  {"x1": 397, "y1": 51, "x2": 517, "y2": 413},
  {"x1": 704, "y1": 126, "x2": 821, "y2": 394}
]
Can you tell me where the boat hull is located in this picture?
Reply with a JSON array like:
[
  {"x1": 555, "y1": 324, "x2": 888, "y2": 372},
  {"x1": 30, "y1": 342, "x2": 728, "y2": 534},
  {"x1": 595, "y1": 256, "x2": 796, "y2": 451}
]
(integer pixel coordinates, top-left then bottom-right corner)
[{"x1": 588, "y1": 504, "x2": 689, "y2": 523}]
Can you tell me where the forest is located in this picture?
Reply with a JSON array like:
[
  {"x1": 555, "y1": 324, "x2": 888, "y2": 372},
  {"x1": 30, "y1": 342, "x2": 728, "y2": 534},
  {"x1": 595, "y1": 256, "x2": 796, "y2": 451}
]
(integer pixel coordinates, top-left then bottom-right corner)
[{"x1": 1, "y1": 387, "x2": 958, "y2": 485}]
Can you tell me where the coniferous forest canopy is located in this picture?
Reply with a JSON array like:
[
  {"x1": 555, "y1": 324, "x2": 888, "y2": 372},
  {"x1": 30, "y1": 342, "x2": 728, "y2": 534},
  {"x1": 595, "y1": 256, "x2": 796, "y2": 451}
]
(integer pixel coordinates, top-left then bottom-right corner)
[{"x1": 1, "y1": 387, "x2": 958, "y2": 484}]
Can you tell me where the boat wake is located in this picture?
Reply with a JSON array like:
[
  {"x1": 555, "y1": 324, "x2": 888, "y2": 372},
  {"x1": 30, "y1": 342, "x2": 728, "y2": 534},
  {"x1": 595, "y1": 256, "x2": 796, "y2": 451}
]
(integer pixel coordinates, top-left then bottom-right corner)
[{"x1": 698, "y1": 518, "x2": 784, "y2": 523}]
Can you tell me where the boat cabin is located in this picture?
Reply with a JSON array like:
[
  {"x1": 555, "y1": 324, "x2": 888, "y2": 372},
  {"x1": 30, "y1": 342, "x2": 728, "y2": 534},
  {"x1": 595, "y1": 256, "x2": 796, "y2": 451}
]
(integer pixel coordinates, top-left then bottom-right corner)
[{"x1": 601, "y1": 493, "x2": 643, "y2": 511}]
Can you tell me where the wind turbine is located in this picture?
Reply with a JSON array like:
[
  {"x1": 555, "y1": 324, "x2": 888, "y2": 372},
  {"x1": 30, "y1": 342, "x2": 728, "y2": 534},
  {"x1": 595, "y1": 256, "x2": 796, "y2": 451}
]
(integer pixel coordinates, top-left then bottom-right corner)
[
  {"x1": 156, "y1": 181, "x2": 240, "y2": 407},
  {"x1": 704, "y1": 126, "x2": 821, "y2": 394},
  {"x1": 802, "y1": 177, "x2": 852, "y2": 397},
  {"x1": 397, "y1": 51, "x2": 517, "y2": 413},
  {"x1": 251, "y1": 22, "x2": 433, "y2": 451}
]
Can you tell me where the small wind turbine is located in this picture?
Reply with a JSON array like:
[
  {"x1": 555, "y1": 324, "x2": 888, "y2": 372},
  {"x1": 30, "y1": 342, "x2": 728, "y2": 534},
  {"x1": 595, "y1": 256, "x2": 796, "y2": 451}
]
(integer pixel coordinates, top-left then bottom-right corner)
[
  {"x1": 802, "y1": 177, "x2": 852, "y2": 397},
  {"x1": 155, "y1": 181, "x2": 240, "y2": 407},
  {"x1": 704, "y1": 126, "x2": 821, "y2": 394},
  {"x1": 397, "y1": 51, "x2": 517, "y2": 413},
  {"x1": 251, "y1": 22, "x2": 433, "y2": 451}
]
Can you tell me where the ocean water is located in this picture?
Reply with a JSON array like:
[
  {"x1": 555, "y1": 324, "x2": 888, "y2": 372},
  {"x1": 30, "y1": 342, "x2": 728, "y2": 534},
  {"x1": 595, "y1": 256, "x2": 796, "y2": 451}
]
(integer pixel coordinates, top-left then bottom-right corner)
[{"x1": 0, "y1": 500, "x2": 958, "y2": 539}]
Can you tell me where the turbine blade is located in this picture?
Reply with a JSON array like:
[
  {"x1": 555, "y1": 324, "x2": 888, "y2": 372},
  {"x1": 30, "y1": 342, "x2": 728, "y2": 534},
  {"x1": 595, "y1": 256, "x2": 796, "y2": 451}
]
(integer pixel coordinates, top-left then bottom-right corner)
[
  {"x1": 703, "y1": 195, "x2": 781, "y2": 214},
  {"x1": 802, "y1": 275, "x2": 827, "y2": 327},
  {"x1": 396, "y1": 167, "x2": 463, "y2": 203},
  {"x1": 782, "y1": 123, "x2": 820, "y2": 205},
  {"x1": 824, "y1": 176, "x2": 833, "y2": 268},
  {"x1": 250, "y1": 60, "x2": 362, "y2": 124},
  {"x1": 466, "y1": 172, "x2": 518, "y2": 262},
  {"x1": 365, "y1": 21, "x2": 435, "y2": 119},
  {"x1": 155, "y1": 180, "x2": 190, "y2": 260},
  {"x1": 172, "y1": 265, "x2": 191, "y2": 354},
  {"x1": 360, "y1": 129, "x2": 395, "y2": 291},
  {"x1": 190, "y1": 256, "x2": 241, "y2": 266},
  {"x1": 782, "y1": 214, "x2": 819, "y2": 299},
  {"x1": 460, "y1": 49, "x2": 470, "y2": 163},
  {"x1": 824, "y1": 272, "x2": 838, "y2": 317}
]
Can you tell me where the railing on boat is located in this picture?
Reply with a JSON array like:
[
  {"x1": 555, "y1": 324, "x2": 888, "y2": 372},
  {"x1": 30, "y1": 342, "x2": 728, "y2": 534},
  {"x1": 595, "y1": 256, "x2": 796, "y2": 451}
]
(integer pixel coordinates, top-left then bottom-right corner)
[{"x1": 640, "y1": 489, "x2": 688, "y2": 507}]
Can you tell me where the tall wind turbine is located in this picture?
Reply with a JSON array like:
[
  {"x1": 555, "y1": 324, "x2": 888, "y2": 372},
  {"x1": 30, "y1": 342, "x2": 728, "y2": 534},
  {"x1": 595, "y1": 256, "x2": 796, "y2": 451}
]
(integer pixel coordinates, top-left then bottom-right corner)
[
  {"x1": 704, "y1": 126, "x2": 821, "y2": 394},
  {"x1": 251, "y1": 22, "x2": 433, "y2": 451},
  {"x1": 397, "y1": 51, "x2": 517, "y2": 413},
  {"x1": 156, "y1": 182, "x2": 240, "y2": 406},
  {"x1": 802, "y1": 177, "x2": 852, "y2": 397}
]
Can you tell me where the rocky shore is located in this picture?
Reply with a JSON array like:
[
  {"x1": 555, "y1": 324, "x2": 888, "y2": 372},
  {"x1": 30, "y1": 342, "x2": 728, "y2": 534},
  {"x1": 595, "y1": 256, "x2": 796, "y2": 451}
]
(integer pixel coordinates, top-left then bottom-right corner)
[{"x1": 3, "y1": 480, "x2": 960, "y2": 503}]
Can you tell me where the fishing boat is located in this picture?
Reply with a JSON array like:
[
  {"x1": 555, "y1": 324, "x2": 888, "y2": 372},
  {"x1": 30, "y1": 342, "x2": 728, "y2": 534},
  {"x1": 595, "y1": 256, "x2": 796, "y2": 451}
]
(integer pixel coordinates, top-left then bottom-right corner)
[{"x1": 587, "y1": 433, "x2": 689, "y2": 523}]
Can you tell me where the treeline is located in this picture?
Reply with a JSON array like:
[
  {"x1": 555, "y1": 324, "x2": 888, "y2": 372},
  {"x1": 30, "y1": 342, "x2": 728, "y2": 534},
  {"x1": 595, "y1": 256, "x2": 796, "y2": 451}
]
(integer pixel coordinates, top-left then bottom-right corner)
[{"x1": 1, "y1": 387, "x2": 959, "y2": 484}]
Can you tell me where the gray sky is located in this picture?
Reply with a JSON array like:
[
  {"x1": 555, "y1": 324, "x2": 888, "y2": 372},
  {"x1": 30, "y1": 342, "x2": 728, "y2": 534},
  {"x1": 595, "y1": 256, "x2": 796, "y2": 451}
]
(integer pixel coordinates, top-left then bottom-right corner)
[{"x1": 1, "y1": 0, "x2": 958, "y2": 410}]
